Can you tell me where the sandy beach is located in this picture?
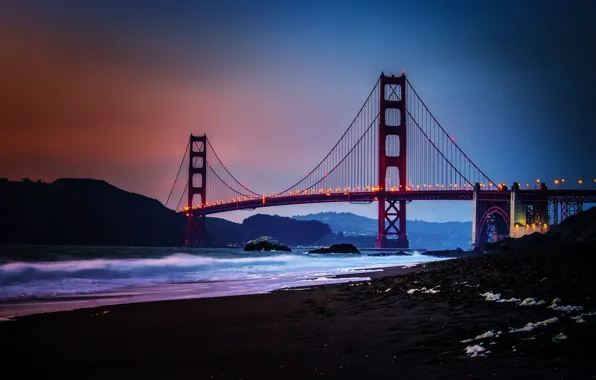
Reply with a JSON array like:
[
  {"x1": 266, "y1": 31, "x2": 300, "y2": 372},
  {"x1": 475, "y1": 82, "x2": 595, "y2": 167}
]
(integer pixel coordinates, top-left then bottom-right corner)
[{"x1": 1, "y1": 241, "x2": 596, "y2": 379}]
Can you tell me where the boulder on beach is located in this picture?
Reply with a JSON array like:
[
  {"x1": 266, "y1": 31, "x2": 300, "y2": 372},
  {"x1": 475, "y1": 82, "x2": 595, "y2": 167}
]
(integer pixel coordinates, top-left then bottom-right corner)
[
  {"x1": 369, "y1": 251, "x2": 410, "y2": 257},
  {"x1": 244, "y1": 236, "x2": 291, "y2": 252},
  {"x1": 309, "y1": 243, "x2": 360, "y2": 254}
]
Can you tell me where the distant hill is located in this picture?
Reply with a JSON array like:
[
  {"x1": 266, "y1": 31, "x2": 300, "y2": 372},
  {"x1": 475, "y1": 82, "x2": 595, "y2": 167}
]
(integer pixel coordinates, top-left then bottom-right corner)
[
  {"x1": 242, "y1": 214, "x2": 331, "y2": 246},
  {"x1": 0, "y1": 179, "x2": 333, "y2": 247},
  {"x1": 294, "y1": 212, "x2": 471, "y2": 235},
  {"x1": 293, "y1": 212, "x2": 472, "y2": 249}
]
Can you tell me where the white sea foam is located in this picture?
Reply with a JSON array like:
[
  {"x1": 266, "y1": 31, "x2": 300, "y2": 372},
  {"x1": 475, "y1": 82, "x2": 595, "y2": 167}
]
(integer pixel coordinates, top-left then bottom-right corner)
[
  {"x1": 0, "y1": 248, "x2": 445, "y2": 317},
  {"x1": 509, "y1": 317, "x2": 559, "y2": 333},
  {"x1": 519, "y1": 298, "x2": 546, "y2": 306},
  {"x1": 480, "y1": 291, "x2": 501, "y2": 301},
  {"x1": 549, "y1": 304, "x2": 583, "y2": 312},
  {"x1": 465, "y1": 345, "x2": 487, "y2": 357},
  {"x1": 475, "y1": 331, "x2": 496, "y2": 340},
  {"x1": 571, "y1": 316, "x2": 587, "y2": 324},
  {"x1": 407, "y1": 286, "x2": 440, "y2": 294}
]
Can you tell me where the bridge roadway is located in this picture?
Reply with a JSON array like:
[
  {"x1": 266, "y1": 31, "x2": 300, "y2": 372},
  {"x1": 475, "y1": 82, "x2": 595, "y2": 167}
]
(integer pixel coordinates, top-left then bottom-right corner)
[{"x1": 190, "y1": 189, "x2": 596, "y2": 216}]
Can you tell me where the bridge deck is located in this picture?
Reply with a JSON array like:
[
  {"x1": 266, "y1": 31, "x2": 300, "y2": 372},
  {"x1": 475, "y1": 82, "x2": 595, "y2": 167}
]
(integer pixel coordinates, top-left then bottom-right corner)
[{"x1": 188, "y1": 189, "x2": 596, "y2": 215}]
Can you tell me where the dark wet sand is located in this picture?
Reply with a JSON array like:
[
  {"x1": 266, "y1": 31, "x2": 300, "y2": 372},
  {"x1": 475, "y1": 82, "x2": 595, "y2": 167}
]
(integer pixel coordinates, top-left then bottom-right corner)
[{"x1": 2, "y1": 242, "x2": 596, "y2": 379}]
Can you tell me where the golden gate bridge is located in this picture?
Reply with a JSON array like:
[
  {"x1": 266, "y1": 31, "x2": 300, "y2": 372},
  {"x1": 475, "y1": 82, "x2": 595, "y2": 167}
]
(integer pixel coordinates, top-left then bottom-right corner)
[{"x1": 165, "y1": 72, "x2": 596, "y2": 248}]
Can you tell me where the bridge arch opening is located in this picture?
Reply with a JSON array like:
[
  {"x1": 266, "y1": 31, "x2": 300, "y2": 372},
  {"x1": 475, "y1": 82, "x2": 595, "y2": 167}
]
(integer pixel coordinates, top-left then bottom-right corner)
[
  {"x1": 192, "y1": 157, "x2": 204, "y2": 168},
  {"x1": 385, "y1": 108, "x2": 401, "y2": 127},
  {"x1": 192, "y1": 175, "x2": 203, "y2": 188},
  {"x1": 478, "y1": 205, "x2": 510, "y2": 244},
  {"x1": 385, "y1": 135, "x2": 400, "y2": 157},
  {"x1": 385, "y1": 167, "x2": 402, "y2": 190}
]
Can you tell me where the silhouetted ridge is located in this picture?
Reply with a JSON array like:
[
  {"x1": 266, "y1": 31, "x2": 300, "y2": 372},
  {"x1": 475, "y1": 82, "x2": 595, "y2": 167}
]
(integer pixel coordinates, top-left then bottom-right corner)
[
  {"x1": 0, "y1": 178, "x2": 185, "y2": 246},
  {"x1": 0, "y1": 179, "x2": 335, "y2": 248}
]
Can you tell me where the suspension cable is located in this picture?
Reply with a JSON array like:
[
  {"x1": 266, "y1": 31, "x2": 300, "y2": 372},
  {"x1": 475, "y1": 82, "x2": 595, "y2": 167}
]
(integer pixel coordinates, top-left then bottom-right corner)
[
  {"x1": 405, "y1": 77, "x2": 496, "y2": 186},
  {"x1": 405, "y1": 108, "x2": 473, "y2": 187},
  {"x1": 206, "y1": 138, "x2": 262, "y2": 196},
  {"x1": 176, "y1": 182, "x2": 188, "y2": 211},
  {"x1": 164, "y1": 141, "x2": 189, "y2": 207},
  {"x1": 276, "y1": 78, "x2": 381, "y2": 194}
]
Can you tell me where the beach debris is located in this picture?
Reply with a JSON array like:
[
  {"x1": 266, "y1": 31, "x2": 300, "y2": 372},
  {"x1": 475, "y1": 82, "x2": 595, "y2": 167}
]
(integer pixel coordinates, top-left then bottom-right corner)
[
  {"x1": 385, "y1": 288, "x2": 391, "y2": 292},
  {"x1": 500, "y1": 297, "x2": 522, "y2": 303},
  {"x1": 475, "y1": 330, "x2": 496, "y2": 340},
  {"x1": 509, "y1": 317, "x2": 559, "y2": 333},
  {"x1": 480, "y1": 291, "x2": 501, "y2": 301},
  {"x1": 479, "y1": 291, "x2": 520, "y2": 303},
  {"x1": 406, "y1": 286, "x2": 440, "y2": 294},
  {"x1": 512, "y1": 346, "x2": 517, "y2": 352},
  {"x1": 102, "y1": 310, "x2": 110, "y2": 314},
  {"x1": 519, "y1": 298, "x2": 546, "y2": 306},
  {"x1": 552, "y1": 332, "x2": 567, "y2": 343},
  {"x1": 549, "y1": 304, "x2": 583, "y2": 312},
  {"x1": 464, "y1": 345, "x2": 488, "y2": 357},
  {"x1": 571, "y1": 315, "x2": 587, "y2": 324}
]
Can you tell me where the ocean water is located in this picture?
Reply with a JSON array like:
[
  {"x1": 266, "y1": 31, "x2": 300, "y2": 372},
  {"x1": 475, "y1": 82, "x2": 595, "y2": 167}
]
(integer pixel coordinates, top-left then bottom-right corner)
[{"x1": 0, "y1": 246, "x2": 444, "y2": 318}]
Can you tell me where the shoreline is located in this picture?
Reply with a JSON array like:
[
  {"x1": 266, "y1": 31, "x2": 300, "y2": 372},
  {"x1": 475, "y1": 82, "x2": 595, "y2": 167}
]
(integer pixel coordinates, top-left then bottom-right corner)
[
  {"x1": 0, "y1": 262, "x2": 425, "y2": 319},
  {"x1": 3, "y1": 242, "x2": 596, "y2": 378},
  {"x1": 3, "y1": 241, "x2": 596, "y2": 378}
]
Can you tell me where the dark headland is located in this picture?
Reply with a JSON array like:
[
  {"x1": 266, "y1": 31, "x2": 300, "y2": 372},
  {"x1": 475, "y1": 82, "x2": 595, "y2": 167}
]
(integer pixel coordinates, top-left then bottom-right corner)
[
  {"x1": 0, "y1": 178, "x2": 473, "y2": 250},
  {"x1": 0, "y1": 178, "x2": 331, "y2": 247},
  {"x1": 2, "y1": 208, "x2": 596, "y2": 379}
]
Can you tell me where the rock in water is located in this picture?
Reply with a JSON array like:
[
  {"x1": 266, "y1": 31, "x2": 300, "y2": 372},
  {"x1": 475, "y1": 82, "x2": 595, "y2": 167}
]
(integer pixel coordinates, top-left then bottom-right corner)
[
  {"x1": 244, "y1": 236, "x2": 291, "y2": 252},
  {"x1": 309, "y1": 243, "x2": 360, "y2": 254}
]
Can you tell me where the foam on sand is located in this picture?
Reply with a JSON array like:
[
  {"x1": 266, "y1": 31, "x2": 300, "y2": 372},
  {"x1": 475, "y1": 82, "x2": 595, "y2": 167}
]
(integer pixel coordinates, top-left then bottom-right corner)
[
  {"x1": 549, "y1": 304, "x2": 583, "y2": 312},
  {"x1": 474, "y1": 330, "x2": 496, "y2": 340},
  {"x1": 464, "y1": 345, "x2": 489, "y2": 357},
  {"x1": 479, "y1": 291, "x2": 520, "y2": 303},
  {"x1": 571, "y1": 315, "x2": 587, "y2": 324},
  {"x1": 519, "y1": 298, "x2": 546, "y2": 306},
  {"x1": 509, "y1": 317, "x2": 559, "y2": 333},
  {"x1": 407, "y1": 286, "x2": 440, "y2": 294}
]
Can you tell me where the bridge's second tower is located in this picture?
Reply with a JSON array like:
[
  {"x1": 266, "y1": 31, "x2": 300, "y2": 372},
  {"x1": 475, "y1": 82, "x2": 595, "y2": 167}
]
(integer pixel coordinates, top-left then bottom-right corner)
[
  {"x1": 187, "y1": 134, "x2": 207, "y2": 246},
  {"x1": 377, "y1": 73, "x2": 409, "y2": 248}
]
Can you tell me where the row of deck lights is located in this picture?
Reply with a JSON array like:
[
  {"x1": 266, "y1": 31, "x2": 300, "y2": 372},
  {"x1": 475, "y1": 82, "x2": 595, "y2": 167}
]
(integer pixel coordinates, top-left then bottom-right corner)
[
  {"x1": 181, "y1": 183, "x2": 501, "y2": 211},
  {"x1": 181, "y1": 178, "x2": 594, "y2": 211}
]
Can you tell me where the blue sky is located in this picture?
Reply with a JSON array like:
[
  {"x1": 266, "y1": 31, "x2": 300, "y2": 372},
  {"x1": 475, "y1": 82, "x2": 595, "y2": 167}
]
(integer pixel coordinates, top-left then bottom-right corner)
[{"x1": 2, "y1": 0, "x2": 594, "y2": 222}]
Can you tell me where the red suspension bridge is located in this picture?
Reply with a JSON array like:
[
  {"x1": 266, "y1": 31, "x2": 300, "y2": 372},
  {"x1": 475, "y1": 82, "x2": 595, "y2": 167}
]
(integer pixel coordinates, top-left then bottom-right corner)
[{"x1": 166, "y1": 72, "x2": 596, "y2": 248}]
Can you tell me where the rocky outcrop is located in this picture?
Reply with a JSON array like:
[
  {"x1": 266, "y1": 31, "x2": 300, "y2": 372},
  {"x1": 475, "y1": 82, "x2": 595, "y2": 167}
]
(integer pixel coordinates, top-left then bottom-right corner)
[
  {"x1": 244, "y1": 236, "x2": 291, "y2": 252},
  {"x1": 309, "y1": 243, "x2": 360, "y2": 254}
]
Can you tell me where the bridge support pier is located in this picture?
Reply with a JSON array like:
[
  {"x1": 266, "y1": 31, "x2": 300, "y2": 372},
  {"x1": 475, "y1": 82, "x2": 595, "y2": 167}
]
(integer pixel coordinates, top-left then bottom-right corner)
[
  {"x1": 471, "y1": 184, "x2": 481, "y2": 247},
  {"x1": 376, "y1": 72, "x2": 408, "y2": 249},
  {"x1": 472, "y1": 183, "x2": 511, "y2": 247},
  {"x1": 186, "y1": 134, "x2": 207, "y2": 246},
  {"x1": 510, "y1": 182, "x2": 549, "y2": 239}
]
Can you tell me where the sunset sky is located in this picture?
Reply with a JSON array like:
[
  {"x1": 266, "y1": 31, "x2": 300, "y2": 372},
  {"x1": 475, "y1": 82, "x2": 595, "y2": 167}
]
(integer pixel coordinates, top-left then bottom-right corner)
[{"x1": 1, "y1": 1, "x2": 594, "y2": 222}]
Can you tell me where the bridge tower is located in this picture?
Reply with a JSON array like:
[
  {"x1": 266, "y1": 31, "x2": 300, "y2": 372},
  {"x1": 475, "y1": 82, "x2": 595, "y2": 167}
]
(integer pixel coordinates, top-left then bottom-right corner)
[
  {"x1": 377, "y1": 73, "x2": 409, "y2": 248},
  {"x1": 187, "y1": 134, "x2": 207, "y2": 246}
]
